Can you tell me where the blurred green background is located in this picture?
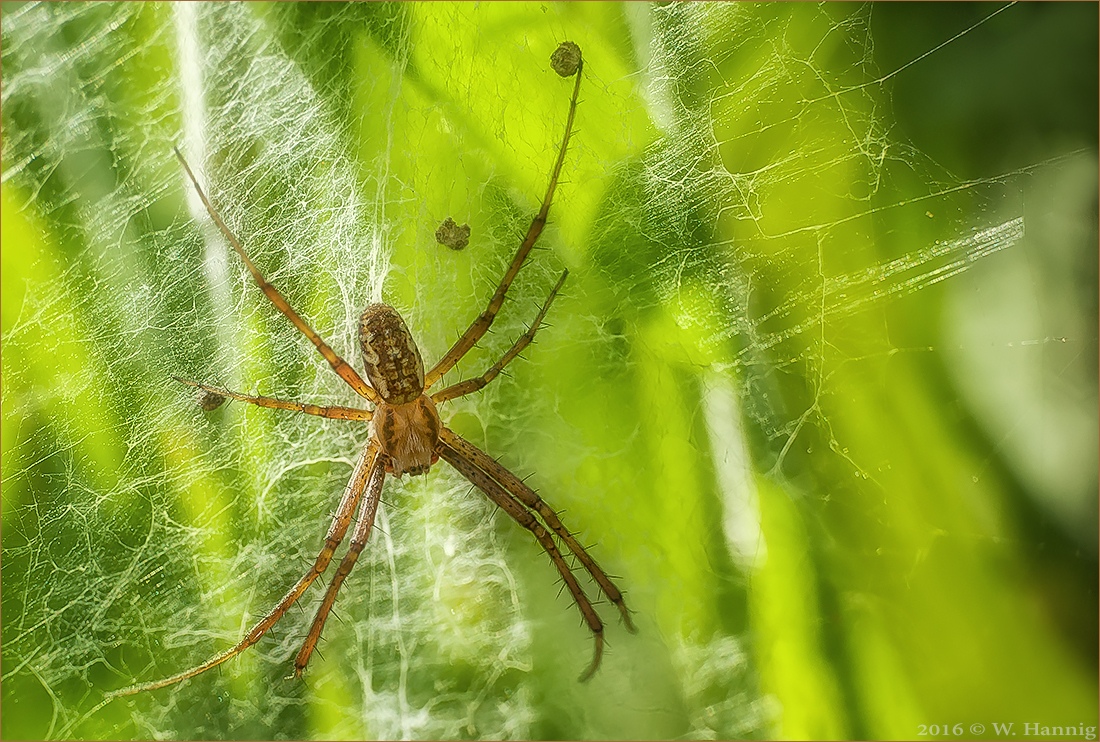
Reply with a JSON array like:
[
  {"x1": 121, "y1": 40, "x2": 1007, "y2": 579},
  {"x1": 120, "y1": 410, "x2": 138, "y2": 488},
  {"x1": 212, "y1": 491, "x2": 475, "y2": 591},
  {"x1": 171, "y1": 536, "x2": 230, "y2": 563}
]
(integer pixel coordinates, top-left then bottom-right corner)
[{"x1": 2, "y1": 3, "x2": 1096, "y2": 740}]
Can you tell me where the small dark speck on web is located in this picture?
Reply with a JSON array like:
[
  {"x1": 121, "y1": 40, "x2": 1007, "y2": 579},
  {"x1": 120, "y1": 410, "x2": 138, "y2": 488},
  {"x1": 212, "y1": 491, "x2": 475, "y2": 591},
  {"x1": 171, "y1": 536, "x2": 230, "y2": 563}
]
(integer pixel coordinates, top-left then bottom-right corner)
[
  {"x1": 435, "y1": 217, "x2": 471, "y2": 250},
  {"x1": 198, "y1": 388, "x2": 227, "y2": 411},
  {"x1": 550, "y1": 41, "x2": 582, "y2": 77}
]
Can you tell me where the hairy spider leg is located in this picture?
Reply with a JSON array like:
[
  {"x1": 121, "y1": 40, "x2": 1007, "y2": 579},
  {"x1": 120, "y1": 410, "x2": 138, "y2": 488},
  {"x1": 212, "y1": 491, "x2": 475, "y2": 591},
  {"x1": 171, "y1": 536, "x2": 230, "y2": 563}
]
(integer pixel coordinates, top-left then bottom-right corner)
[
  {"x1": 108, "y1": 442, "x2": 381, "y2": 697},
  {"x1": 173, "y1": 148, "x2": 381, "y2": 404},
  {"x1": 431, "y1": 270, "x2": 568, "y2": 404},
  {"x1": 294, "y1": 455, "x2": 385, "y2": 674},
  {"x1": 437, "y1": 436, "x2": 605, "y2": 682},
  {"x1": 438, "y1": 428, "x2": 635, "y2": 631},
  {"x1": 423, "y1": 55, "x2": 584, "y2": 389},
  {"x1": 174, "y1": 378, "x2": 373, "y2": 421}
]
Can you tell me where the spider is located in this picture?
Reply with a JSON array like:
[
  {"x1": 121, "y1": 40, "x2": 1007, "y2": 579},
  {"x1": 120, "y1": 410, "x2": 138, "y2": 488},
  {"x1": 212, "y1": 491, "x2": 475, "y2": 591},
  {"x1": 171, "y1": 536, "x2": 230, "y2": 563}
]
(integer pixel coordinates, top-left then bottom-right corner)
[{"x1": 112, "y1": 42, "x2": 633, "y2": 697}]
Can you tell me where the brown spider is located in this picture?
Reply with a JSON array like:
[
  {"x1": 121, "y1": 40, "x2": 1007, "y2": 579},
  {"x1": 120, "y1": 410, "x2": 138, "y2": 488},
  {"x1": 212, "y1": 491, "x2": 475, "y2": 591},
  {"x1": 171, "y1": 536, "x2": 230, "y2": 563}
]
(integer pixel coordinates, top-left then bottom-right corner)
[{"x1": 112, "y1": 43, "x2": 633, "y2": 697}]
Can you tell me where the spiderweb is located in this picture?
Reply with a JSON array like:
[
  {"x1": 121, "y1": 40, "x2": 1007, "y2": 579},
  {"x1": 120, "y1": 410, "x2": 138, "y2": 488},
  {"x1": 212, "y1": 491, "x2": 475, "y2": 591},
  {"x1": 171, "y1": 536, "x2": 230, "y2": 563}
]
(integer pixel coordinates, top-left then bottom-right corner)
[{"x1": 3, "y1": 3, "x2": 1095, "y2": 740}]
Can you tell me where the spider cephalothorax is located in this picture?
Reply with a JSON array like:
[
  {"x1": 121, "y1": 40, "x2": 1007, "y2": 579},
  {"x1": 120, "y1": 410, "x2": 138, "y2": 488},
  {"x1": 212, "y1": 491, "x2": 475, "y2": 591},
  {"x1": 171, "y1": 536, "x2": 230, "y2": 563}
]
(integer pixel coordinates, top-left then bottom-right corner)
[
  {"x1": 113, "y1": 42, "x2": 636, "y2": 699},
  {"x1": 370, "y1": 395, "x2": 441, "y2": 477}
]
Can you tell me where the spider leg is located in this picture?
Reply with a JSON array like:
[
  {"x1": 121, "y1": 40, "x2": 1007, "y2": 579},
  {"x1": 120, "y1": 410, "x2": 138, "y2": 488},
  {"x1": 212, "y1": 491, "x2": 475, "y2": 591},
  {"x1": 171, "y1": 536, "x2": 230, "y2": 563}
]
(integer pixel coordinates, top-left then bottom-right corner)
[
  {"x1": 174, "y1": 378, "x2": 373, "y2": 421},
  {"x1": 174, "y1": 148, "x2": 381, "y2": 404},
  {"x1": 107, "y1": 442, "x2": 380, "y2": 697},
  {"x1": 439, "y1": 428, "x2": 635, "y2": 632},
  {"x1": 437, "y1": 436, "x2": 605, "y2": 682},
  {"x1": 293, "y1": 456, "x2": 386, "y2": 675},
  {"x1": 423, "y1": 54, "x2": 584, "y2": 390},
  {"x1": 431, "y1": 270, "x2": 567, "y2": 404}
]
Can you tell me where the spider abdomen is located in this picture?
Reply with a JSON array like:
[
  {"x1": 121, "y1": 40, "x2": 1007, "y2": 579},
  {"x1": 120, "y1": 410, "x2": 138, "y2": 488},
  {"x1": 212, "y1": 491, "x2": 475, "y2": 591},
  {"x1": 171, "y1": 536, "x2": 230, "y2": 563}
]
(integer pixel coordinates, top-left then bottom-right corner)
[{"x1": 358, "y1": 303, "x2": 425, "y2": 404}]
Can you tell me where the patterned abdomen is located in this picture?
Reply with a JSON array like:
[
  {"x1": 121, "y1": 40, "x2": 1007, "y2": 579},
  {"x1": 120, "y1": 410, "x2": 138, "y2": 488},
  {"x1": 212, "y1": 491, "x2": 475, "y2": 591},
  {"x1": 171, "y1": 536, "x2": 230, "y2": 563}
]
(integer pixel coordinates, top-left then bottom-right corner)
[{"x1": 358, "y1": 304, "x2": 425, "y2": 404}]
